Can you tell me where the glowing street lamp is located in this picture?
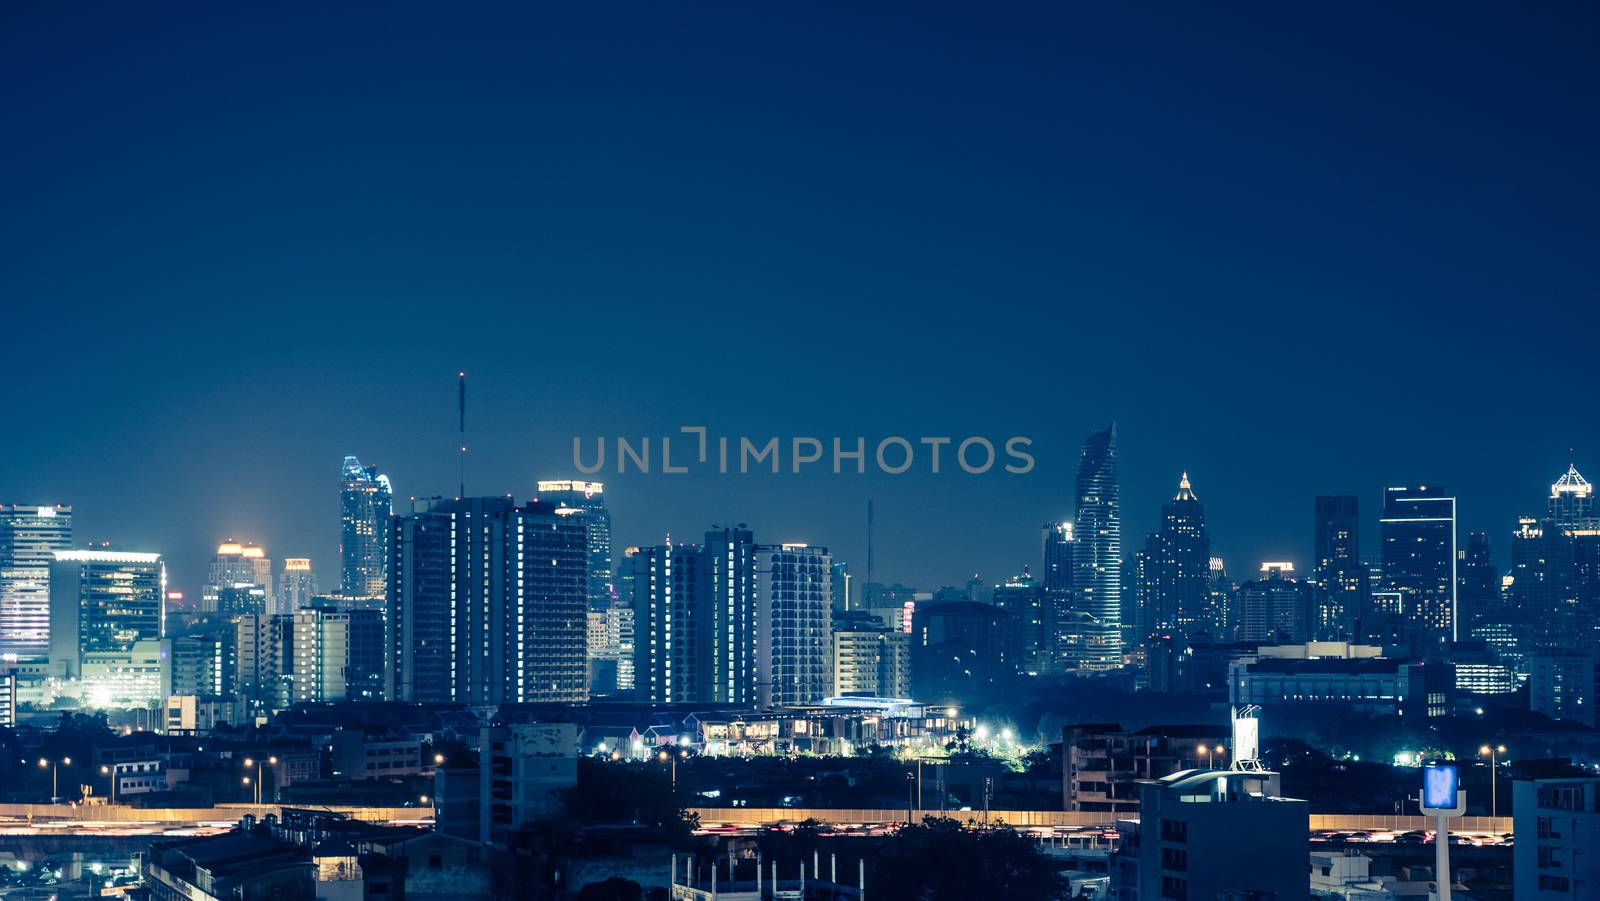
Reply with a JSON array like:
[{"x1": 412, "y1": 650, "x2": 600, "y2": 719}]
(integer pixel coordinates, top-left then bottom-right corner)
[
  {"x1": 1197, "y1": 744, "x2": 1227, "y2": 769},
  {"x1": 99, "y1": 764, "x2": 119, "y2": 806},
  {"x1": 1479, "y1": 744, "x2": 1508, "y2": 819},
  {"x1": 242, "y1": 756, "x2": 278, "y2": 805},
  {"x1": 38, "y1": 757, "x2": 70, "y2": 800}
]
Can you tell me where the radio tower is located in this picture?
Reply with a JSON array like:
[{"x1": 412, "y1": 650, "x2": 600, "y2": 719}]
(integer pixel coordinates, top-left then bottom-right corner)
[{"x1": 457, "y1": 371, "x2": 466, "y2": 499}]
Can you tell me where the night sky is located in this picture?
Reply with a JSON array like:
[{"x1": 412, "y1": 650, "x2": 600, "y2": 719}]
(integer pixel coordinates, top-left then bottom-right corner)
[{"x1": 5, "y1": 3, "x2": 1598, "y2": 596}]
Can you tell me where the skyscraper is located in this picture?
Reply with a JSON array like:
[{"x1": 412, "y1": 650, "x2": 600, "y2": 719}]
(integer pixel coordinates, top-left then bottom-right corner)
[
  {"x1": 1139, "y1": 473, "x2": 1211, "y2": 637},
  {"x1": 1040, "y1": 521, "x2": 1075, "y2": 675},
  {"x1": 203, "y1": 542, "x2": 271, "y2": 612},
  {"x1": 1072, "y1": 424, "x2": 1122, "y2": 669},
  {"x1": 1312, "y1": 495, "x2": 1363, "y2": 639},
  {"x1": 1379, "y1": 485, "x2": 1458, "y2": 644},
  {"x1": 1457, "y1": 530, "x2": 1500, "y2": 637},
  {"x1": 698, "y1": 527, "x2": 758, "y2": 705},
  {"x1": 277, "y1": 558, "x2": 317, "y2": 614},
  {"x1": 630, "y1": 540, "x2": 703, "y2": 704},
  {"x1": 387, "y1": 497, "x2": 588, "y2": 705},
  {"x1": 1550, "y1": 464, "x2": 1594, "y2": 525},
  {"x1": 1511, "y1": 466, "x2": 1600, "y2": 655},
  {"x1": 1237, "y1": 562, "x2": 1312, "y2": 642},
  {"x1": 756, "y1": 542, "x2": 833, "y2": 707},
  {"x1": 340, "y1": 455, "x2": 393, "y2": 600},
  {"x1": 0, "y1": 504, "x2": 72, "y2": 657},
  {"x1": 48, "y1": 550, "x2": 164, "y2": 679},
  {"x1": 536, "y1": 480, "x2": 614, "y2": 610},
  {"x1": 993, "y1": 567, "x2": 1048, "y2": 674}
]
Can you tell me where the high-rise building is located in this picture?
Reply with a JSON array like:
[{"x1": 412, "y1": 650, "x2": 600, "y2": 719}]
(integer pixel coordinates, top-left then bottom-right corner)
[
  {"x1": 1379, "y1": 485, "x2": 1458, "y2": 644},
  {"x1": 339, "y1": 455, "x2": 393, "y2": 600},
  {"x1": 829, "y1": 561, "x2": 852, "y2": 613},
  {"x1": 290, "y1": 606, "x2": 384, "y2": 703},
  {"x1": 387, "y1": 497, "x2": 588, "y2": 705},
  {"x1": 1041, "y1": 522, "x2": 1075, "y2": 674},
  {"x1": 829, "y1": 622, "x2": 910, "y2": 699},
  {"x1": 1139, "y1": 473, "x2": 1211, "y2": 639},
  {"x1": 48, "y1": 550, "x2": 165, "y2": 680},
  {"x1": 1237, "y1": 562, "x2": 1312, "y2": 643},
  {"x1": 1312, "y1": 495, "x2": 1363, "y2": 639},
  {"x1": 755, "y1": 542, "x2": 833, "y2": 707},
  {"x1": 204, "y1": 542, "x2": 271, "y2": 612},
  {"x1": 630, "y1": 541, "x2": 703, "y2": 704},
  {"x1": 1071, "y1": 424, "x2": 1122, "y2": 669},
  {"x1": 909, "y1": 600, "x2": 1023, "y2": 705},
  {"x1": 0, "y1": 504, "x2": 73, "y2": 656},
  {"x1": 169, "y1": 626, "x2": 235, "y2": 698},
  {"x1": 1511, "y1": 466, "x2": 1600, "y2": 656},
  {"x1": 1458, "y1": 530, "x2": 1501, "y2": 638},
  {"x1": 215, "y1": 583, "x2": 267, "y2": 617},
  {"x1": 993, "y1": 567, "x2": 1048, "y2": 674},
  {"x1": 700, "y1": 527, "x2": 759, "y2": 705},
  {"x1": 535, "y1": 480, "x2": 613, "y2": 609},
  {"x1": 277, "y1": 558, "x2": 317, "y2": 614},
  {"x1": 234, "y1": 613, "x2": 293, "y2": 712},
  {"x1": 1513, "y1": 776, "x2": 1600, "y2": 899},
  {"x1": 1551, "y1": 464, "x2": 1595, "y2": 525}
]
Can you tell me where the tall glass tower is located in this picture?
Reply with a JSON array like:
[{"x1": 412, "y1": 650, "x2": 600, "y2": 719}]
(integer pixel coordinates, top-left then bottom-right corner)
[
  {"x1": 1313, "y1": 495, "x2": 1363, "y2": 639},
  {"x1": 0, "y1": 504, "x2": 73, "y2": 657},
  {"x1": 340, "y1": 455, "x2": 393, "y2": 599},
  {"x1": 1072, "y1": 424, "x2": 1122, "y2": 670},
  {"x1": 535, "y1": 480, "x2": 613, "y2": 609},
  {"x1": 1380, "y1": 484, "x2": 1457, "y2": 644},
  {"x1": 1141, "y1": 473, "x2": 1211, "y2": 636}
]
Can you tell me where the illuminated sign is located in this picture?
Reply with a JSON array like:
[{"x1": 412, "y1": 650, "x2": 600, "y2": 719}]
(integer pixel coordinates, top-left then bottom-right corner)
[
  {"x1": 901, "y1": 601, "x2": 915, "y2": 633},
  {"x1": 1423, "y1": 763, "x2": 1458, "y2": 811}
]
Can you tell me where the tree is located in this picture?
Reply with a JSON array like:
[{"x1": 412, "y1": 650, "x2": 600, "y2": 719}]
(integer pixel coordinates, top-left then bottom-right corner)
[
  {"x1": 576, "y1": 877, "x2": 644, "y2": 901},
  {"x1": 563, "y1": 758, "x2": 698, "y2": 839},
  {"x1": 870, "y1": 817, "x2": 1069, "y2": 900}
]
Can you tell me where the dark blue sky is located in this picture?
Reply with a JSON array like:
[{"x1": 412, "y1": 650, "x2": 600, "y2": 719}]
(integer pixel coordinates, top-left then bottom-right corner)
[{"x1": 4, "y1": 2, "x2": 1597, "y2": 595}]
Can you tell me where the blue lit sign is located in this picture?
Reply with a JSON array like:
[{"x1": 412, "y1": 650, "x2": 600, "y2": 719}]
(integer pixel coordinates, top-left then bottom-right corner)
[{"x1": 1423, "y1": 763, "x2": 1458, "y2": 810}]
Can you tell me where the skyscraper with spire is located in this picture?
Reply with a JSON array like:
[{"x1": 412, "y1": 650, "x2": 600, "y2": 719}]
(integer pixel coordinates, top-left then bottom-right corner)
[
  {"x1": 1138, "y1": 473, "x2": 1211, "y2": 637},
  {"x1": 1072, "y1": 424, "x2": 1123, "y2": 670},
  {"x1": 340, "y1": 455, "x2": 393, "y2": 600}
]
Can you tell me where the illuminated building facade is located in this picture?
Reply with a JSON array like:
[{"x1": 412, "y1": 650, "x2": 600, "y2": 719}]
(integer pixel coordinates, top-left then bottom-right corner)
[
  {"x1": 387, "y1": 497, "x2": 588, "y2": 705},
  {"x1": 0, "y1": 504, "x2": 73, "y2": 656},
  {"x1": 1072, "y1": 424, "x2": 1123, "y2": 670},
  {"x1": 1312, "y1": 494, "x2": 1363, "y2": 639},
  {"x1": 535, "y1": 480, "x2": 613, "y2": 609},
  {"x1": 756, "y1": 541, "x2": 833, "y2": 707},
  {"x1": 339, "y1": 454, "x2": 393, "y2": 600},
  {"x1": 204, "y1": 542, "x2": 271, "y2": 613},
  {"x1": 47, "y1": 550, "x2": 164, "y2": 680},
  {"x1": 1379, "y1": 484, "x2": 1457, "y2": 644},
  {"x1": 277, "y1": 558, "x2": 318, "y2": 614},
  {"x1": 1139, "y1": 473, "x2": 1211, "y2": 638}
]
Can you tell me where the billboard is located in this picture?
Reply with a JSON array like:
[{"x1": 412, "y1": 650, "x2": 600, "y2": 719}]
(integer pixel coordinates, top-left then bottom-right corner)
[{"x1": 1423, "y1": 763, "x2": 1458, "y2": 810}]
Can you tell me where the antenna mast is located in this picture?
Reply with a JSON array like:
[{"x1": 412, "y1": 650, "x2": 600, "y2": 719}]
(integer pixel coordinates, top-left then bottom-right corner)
[{"x1": 457, "y1": 371, "x2": 466, "y2": 499}]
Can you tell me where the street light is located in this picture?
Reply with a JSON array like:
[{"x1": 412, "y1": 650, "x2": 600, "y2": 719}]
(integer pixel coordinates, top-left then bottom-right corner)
[
  {"x1": 38, "y1": 757, "x2": 70, "y2": 800},
  {"x1": 100, "y1": 765, "x2": 118, "y2": 806},
  {"x1": 1197, "y1": 744, "x2": 1226, "y2": 769},
  {"x1": 433, "y1": 753, "x2": 446, "y2": 766},
  {"x1": 242, "y1": 756, "x2": 278, "y2": 805},
  {"x1": 1479, "y1": 744, "x2": 1508, "y2": 819}
]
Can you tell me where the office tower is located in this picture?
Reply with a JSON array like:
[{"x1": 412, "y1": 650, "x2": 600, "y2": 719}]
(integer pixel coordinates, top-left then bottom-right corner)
[
  {"x1": 1312, "y1": 495, "x2": 1364, "y2": 639},
  {"x1": 630, "y1": 541, "x2": 703, "y2": 703},
  {"x1": 862, "y1": 581, "x2": 919, "y2": 633},
  {"x1": 204, "y1": 542, "x2": 270, "y2": 612},
  {"x1": 0, "y1": 504, "x2": 73, "y2": 656},
  {"x1": 1458, "y1": 531, "x2": 1500, "y2": 636},
  {"x1": 291, "y1": 607, "x2": 384, "y2": 702},
  {"x1": 1140, "y1": 473, "x2": 1211, "y2": 638},
  {"x1": 277, "y1": 558, "x2": 317, "y2": 613},
  {"x1": 1072, "y1": 424, "x2": 1122, "y2": 669},
  {"x1": 755, "y1": 541, "x2": 833, "y2": 707},
  {"x1": 909, "y1": 600, "x2": 1023, "y2": 705},
  {"x1": 339, "y1": 454, "x2": 393, "y2": 600},
  {"x1": 535, "y1": 480, "x2": 613, "y2": 609},
  {"x1": 1041, "y1": 522, "x2": 1075, "y2": 674},
  {"x1": 992, "y1": 567, "x2": 1048, "y2": 674},
  {"x1": 1511, "y1": 466, "x2": 1600, "y2": 656},
  {"x1": 388, "y1": 497, "x2": 588, "y2": 705},
  {"x1": 1237, "y1": 562, "x2": 1313, "y2": 642},
  {"x1": 586, "y1": 600, "x2": 636, "y2": 696},
  {"x1": 699, "y1": 527, "x2": 758, "y2": 705},
  {"x1": 47, "y1": 550, "x2": 164, "y2": 679},
  {"x1": 1379, "y1": 485, "x2": 1458, "y2": 643}
]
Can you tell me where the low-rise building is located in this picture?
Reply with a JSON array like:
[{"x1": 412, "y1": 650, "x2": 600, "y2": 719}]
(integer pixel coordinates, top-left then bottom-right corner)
[
  {"x1": 1117, "y1": 769, "x2": 1308, "y2": 901},
  {"x1": 330, "y1": 728, "x2": 423, "y2": 780},
  {"x1": 1228, "y1": 642, "x2": 1452, "y2": 718},
  {"x1": 1527, "y1": 653, "x2": 1598, "y2": 727},
  {"x1": 164, "y1": 694, "x2": 240, "y2": 735},
  {"x1": 1061, "y1": 723, "x2": 1228, "y2": 814},
  {"x1": 1309, "y1": 851, "x2": 1398, "y2": 900},
  {"x1": 479, "y1": 723, "x2": 580, "y2": 848}
]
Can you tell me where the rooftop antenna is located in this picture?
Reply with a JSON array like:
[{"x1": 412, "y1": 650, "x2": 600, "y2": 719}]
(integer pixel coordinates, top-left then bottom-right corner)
[
  {"x1": 457, "y1": 371, "x2": 466, "y2": 499},
  {"x1": 866, "y1": 499, "x2": 876, "y2": 594}
]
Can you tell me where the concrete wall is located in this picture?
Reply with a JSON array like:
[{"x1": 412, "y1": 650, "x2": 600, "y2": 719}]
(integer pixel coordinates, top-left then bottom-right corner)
[
  {"x1": 686, "y1": 807, "x2": 1512, "y2": 833},
  {"x1": 0, "y1": 802, "x2": 426, "y2": 823}
]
